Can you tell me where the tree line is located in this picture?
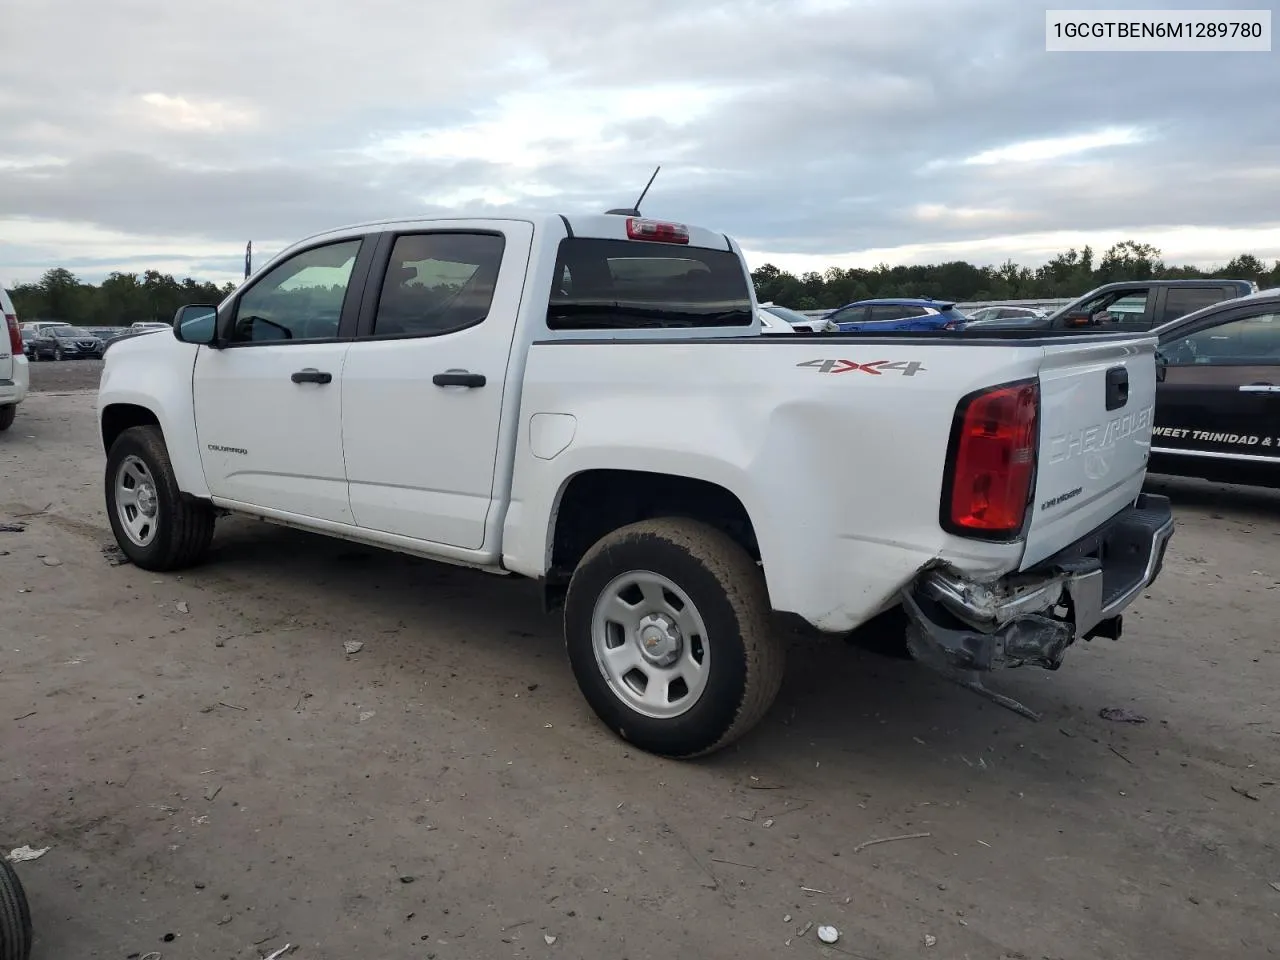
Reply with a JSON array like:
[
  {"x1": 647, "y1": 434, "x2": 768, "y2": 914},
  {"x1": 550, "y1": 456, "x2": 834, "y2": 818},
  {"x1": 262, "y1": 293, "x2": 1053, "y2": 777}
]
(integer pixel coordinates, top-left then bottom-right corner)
[
  {"x1": 752, "y1": 241, "x2": 1280, "y2": 311},
  {"x1": 7, "y1": 241, "x2": 1280, "y2": 324},
  {"x1": 7, "y1": 267, "x2": 236, "y2": 328}
]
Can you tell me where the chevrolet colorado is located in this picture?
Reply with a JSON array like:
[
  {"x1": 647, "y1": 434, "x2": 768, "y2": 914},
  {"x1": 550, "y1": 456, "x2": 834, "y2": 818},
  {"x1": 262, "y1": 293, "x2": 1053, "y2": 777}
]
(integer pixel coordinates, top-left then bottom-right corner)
[{"x1": 96, "y1": 212, "x2": 1174, "y2": 756}]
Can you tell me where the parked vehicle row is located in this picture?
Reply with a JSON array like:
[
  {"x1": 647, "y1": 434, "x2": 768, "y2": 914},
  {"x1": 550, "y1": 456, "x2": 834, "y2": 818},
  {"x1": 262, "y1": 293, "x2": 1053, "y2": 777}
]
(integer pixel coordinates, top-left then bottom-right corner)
[
  {"x1": 23, "y1": 325, "x2": 105, "y2": 360},
  {"x1": 97, "y1": 211, "x2": 1174, "y2": 758}
]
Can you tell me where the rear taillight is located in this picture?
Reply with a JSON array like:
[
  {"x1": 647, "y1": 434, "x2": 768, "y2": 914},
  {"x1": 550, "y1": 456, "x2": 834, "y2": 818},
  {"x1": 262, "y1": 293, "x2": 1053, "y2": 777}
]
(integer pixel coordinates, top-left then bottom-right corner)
[
  {"x1": 942, "y1": 380, "x2": 1039, "y2": 538},
  {"x1": 626, "y1": 217, "x2": 689, "y2": 244},
  {"x1": 4, "y1": 315, "x2": 20, "y2": 355}
]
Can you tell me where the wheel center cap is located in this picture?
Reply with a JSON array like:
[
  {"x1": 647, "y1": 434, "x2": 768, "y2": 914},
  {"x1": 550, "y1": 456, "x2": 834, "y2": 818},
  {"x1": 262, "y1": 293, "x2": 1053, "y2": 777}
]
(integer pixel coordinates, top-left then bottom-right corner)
[
  {"x1": 636, "y1": 613, "x2": 682, "y2": 666},
  {"x1": 136, "y1": 484, "x2": 158, "y2": 517}
]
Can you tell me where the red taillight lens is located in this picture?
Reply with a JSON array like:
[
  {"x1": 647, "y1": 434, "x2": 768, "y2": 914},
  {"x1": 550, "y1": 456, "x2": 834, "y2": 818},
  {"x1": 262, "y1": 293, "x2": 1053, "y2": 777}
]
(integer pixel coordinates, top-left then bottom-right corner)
[
  {"x1": 4, "y1": 315, "x2": 20, "y2": 355},
  {"x1": 944, "y1": 381, "x2": 1038, "y2": 537},
  {"x1": 626, "y1": 217, "x2": 689, "y2": 244}
]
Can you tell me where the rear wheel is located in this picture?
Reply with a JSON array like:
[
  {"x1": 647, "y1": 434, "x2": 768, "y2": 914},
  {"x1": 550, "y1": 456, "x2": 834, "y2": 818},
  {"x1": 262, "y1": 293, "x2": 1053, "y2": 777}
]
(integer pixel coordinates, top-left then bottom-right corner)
[
  {"x1": 564, "y1": 518, "x2": 784, "y2": 758},
  {"x1": 0, "y1": 857, "x2": 33, "y2": 960},
  {"x1": 0, "y1": 405, "x2": 14, "y2": 432},
  {"x1": 105, "y1": 425, "x2": 215, "y2": 570}
]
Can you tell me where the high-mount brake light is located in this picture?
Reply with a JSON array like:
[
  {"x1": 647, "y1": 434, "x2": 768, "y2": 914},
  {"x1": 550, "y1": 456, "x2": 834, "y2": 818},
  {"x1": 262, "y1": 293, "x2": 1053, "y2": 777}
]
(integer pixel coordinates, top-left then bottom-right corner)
[
  {"x1": 626, "y1": 217, "x2": 689, "y2": 244},
  {"x1": 942, "y1": 380, "x2": 1039, "y2": 538},
  {"x1": 4, "y1": 314, "x2": 20, "y2": 356}
]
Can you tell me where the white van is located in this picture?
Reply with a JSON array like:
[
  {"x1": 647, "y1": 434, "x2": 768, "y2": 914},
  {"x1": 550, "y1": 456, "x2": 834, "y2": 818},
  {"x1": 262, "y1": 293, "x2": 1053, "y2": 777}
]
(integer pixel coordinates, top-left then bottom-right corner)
[{"x1": 1, "y1": 288, "x2": 30, "y2": 431}]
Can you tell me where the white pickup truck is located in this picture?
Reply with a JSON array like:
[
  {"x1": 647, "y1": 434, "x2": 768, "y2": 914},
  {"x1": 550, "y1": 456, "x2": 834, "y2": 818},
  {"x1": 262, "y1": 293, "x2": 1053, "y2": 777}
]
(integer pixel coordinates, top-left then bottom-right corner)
[{"x1": 96, "y1": 212, "x2": 1174, "y2": 757}]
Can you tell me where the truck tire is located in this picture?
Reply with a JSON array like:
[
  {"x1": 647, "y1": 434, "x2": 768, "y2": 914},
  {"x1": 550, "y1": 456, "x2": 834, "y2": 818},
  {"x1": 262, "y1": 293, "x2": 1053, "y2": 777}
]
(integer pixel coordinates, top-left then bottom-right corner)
[
  {"x1": 564, "y1": 518, "x2": 784, "y2": 758},
  {"x1": 0, "y1": 405, "x2": 14, "y2": 432},
  {"x1": 0, "y1": 857, "x2": 33, "y2": 960},
  {"x1": 105, "y1": 425, "x2": 215, "y2": 571}
]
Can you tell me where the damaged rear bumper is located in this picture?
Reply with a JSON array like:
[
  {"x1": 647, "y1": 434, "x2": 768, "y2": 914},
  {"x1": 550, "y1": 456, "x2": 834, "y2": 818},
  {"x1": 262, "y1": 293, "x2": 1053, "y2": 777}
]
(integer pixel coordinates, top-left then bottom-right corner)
[{"x1": 902, "y1": 493, "x2": 1174, "y2": 672}]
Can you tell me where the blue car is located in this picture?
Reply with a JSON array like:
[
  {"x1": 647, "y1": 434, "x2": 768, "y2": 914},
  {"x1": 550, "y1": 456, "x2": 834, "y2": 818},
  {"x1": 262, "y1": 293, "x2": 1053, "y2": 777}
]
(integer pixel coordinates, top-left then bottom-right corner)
[{"x1": 824, "y1": 298, "x2": 968, "y2": 333}]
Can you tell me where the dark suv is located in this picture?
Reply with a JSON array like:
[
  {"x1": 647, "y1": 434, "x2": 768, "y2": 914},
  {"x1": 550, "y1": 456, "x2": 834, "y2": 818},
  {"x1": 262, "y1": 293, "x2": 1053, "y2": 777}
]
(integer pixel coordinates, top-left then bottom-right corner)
[
  {"x1": 29, "y1": 326, "x2": 105, "y2": 360},
  {"x1": 970, "y1": 280, "x2": 1257, "y2": 332}
]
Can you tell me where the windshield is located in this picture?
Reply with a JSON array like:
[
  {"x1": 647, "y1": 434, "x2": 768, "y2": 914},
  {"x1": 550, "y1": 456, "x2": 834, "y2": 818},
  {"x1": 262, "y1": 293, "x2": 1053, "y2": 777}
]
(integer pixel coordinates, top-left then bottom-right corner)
[{"x1": 54, "y1": 327, "x2": 91, "y2": 337}]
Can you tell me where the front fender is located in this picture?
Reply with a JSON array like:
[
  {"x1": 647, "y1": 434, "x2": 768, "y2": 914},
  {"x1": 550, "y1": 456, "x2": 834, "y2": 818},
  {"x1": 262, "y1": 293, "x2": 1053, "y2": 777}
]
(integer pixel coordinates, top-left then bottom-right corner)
[{"x1": 98, "y1": 334, "x2": 209, "y2": 499}]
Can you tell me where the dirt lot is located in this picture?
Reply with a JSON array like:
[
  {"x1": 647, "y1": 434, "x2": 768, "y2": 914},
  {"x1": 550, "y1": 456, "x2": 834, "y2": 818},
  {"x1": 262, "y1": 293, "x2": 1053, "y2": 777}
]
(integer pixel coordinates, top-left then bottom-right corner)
[{"x1": 2, "y1": 365, "x2": 1277, "y2": 960}]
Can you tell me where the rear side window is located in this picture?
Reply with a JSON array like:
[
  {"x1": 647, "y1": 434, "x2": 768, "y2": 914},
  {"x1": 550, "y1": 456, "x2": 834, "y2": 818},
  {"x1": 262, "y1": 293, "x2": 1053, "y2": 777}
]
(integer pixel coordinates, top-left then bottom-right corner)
[
  {"x1": 1161, "y1": 287, "x2": 1228, "y2": 324},
  {"x1": 372, "y1": 232, "x2": 506, "y2": 337},
  {"x1": 546, "y1": 238, "x2": 753, "y2": 330}
]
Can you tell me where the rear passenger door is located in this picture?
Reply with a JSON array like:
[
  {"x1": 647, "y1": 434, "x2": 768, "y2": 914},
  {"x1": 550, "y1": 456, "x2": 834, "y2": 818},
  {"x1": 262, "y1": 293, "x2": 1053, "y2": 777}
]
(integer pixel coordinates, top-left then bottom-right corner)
[{"x1": 341, "y1": 222, "x2": 533, "y2": 551}]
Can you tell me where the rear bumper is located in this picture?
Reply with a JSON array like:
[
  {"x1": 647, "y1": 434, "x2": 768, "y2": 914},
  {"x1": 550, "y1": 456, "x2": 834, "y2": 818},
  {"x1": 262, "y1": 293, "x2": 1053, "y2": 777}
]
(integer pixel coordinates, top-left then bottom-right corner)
[{"x1": 902, "y1": 493, "x2": 1174, "y2": 671}]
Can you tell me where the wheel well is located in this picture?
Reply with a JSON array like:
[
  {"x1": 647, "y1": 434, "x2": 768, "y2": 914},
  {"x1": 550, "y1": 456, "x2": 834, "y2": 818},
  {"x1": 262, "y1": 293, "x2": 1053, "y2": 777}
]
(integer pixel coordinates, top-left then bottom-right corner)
[
  {"x1": 546, "y1": 470, "x2": 759, "y2": 604},
  {"x1": 101, "y1": 403, "x2": 160, "y2": 453}
]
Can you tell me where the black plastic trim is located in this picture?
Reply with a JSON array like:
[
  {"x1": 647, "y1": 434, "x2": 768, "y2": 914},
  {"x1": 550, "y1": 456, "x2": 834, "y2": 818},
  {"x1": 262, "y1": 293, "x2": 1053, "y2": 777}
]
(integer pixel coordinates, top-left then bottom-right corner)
[
  {"x1": 938, "y1": 376, "x2": 1040, "y2": 544},
  {"x1": 558, "y1": 214, "x2": 574, "y2": 238},
  {"x1": 353, "y1": 229, "x2": 507, "y2": 342}
]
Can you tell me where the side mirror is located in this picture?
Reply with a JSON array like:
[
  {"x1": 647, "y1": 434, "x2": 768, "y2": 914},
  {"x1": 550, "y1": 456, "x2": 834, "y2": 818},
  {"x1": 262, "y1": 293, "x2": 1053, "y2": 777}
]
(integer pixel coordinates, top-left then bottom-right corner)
[{"x1": 173, "y1": 304, "x2": 219, "y2": 345}]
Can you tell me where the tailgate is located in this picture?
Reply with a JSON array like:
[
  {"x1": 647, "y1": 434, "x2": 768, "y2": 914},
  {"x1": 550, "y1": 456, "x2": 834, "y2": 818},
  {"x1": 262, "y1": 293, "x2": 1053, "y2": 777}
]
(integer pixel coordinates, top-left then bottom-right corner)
[{"x1": 1021, "y1": 335, "x2": 1157, "y2": 569}]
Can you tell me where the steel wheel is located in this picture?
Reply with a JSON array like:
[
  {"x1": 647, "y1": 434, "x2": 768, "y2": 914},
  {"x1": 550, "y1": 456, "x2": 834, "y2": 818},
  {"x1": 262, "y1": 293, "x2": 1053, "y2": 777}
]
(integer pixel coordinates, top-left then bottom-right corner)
[
  {"x1": 114, "y1": 454, "x2": 160, "y2": 547},
  {"x1": 591, "y1": 569, "x2": 711, "y2": 719}
]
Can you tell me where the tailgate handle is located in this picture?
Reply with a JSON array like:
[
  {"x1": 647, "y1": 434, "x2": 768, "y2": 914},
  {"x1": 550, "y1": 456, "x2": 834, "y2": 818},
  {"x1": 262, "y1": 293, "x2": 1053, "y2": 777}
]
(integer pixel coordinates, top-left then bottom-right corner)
[{"x1": 1105, "y1": 366, "x2": 1129, "y2": 410}]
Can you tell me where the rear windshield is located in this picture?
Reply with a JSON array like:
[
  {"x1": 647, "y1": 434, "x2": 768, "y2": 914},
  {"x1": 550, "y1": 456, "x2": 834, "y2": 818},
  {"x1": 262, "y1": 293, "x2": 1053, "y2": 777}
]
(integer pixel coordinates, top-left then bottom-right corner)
[{"x1": 546, "y1": 238, "x2": 753, "y2": 330}]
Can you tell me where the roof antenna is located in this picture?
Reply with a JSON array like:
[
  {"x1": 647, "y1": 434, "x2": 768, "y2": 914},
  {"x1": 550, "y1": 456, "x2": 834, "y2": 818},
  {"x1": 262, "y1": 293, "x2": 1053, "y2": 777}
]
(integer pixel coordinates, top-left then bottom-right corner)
[{"x1": 606, "y1": 165, "x2": 660, "y2": 216}]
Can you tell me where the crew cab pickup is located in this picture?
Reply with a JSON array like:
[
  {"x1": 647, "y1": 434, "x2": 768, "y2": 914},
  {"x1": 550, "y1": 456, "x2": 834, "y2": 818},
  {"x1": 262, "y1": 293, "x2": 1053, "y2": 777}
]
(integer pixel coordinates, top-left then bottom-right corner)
[{"x1": 96, "y1": 212, "x2": 1174, "y2": 757}]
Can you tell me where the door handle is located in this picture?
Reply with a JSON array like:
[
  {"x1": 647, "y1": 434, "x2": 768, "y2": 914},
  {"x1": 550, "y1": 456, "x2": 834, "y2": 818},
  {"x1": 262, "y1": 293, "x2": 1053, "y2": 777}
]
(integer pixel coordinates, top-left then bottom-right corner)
[
  {"x1": 1238, "y1": 383, "x2": 1280, "y2": 392},
  {"x1": 432, "y1": 370, "x2": 486, "y2": 388},
  {"x1": 291, "y1": 368, "x2": 332, "y2": 384},
  {"x1": 1104, "y1": 366, "x2": 1129, "y2": 410}
]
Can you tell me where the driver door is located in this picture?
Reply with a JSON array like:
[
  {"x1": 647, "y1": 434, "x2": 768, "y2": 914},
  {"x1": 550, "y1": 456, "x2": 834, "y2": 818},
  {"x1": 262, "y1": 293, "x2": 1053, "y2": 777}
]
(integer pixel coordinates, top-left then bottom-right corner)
[{"x1": 193, "y1": 235, "x2": 375, "y2": 524}]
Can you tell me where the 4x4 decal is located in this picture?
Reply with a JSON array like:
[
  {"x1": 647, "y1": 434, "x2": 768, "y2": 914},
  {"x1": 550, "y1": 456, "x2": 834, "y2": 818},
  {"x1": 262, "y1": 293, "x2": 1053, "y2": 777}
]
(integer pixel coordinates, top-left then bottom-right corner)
[{"x1": 796, "y1": 359, "x2": 926, "y2": 376}]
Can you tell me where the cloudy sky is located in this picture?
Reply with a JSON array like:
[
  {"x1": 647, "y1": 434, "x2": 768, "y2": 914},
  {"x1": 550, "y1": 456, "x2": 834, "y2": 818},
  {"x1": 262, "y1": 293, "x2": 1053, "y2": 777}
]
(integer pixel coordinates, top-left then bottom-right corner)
[{"x1": 2, "y1": 0, "x2": 1277, "y2": 286}]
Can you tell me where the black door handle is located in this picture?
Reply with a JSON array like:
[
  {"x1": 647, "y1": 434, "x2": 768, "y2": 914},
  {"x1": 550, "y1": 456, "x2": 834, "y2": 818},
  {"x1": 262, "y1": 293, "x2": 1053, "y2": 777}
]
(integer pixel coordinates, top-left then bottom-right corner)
[
  {"x1": 433, "y1": 371, "x2": 486, "y2": 388},
  {"x1": 291, "y1": 368, "x2": 332, "y2": 384},
  {"x1": 1104, "y1": 366, "x2": 1129, "y2": 410}
]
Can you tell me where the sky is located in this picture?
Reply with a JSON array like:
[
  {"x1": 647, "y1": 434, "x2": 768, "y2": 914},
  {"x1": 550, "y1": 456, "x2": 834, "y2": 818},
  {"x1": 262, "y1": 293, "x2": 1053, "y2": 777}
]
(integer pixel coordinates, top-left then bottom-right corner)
[{"x1": 1, "y1": 0, "x2": 1278, "y2": 287}]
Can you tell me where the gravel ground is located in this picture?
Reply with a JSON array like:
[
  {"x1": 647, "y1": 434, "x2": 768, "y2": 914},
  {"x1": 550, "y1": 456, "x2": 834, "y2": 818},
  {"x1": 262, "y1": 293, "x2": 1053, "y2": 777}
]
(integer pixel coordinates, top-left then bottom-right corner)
[
  {"x1": 23, "y1": 357, "x2": 103, "y2": 393},
  {"x1": 1, "y1": 380, "x2": 1277, "y2": 960}
]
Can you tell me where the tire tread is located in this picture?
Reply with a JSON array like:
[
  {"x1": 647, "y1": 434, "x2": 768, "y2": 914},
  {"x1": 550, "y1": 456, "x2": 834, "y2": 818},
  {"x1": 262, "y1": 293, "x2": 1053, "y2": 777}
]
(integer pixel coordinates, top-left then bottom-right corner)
[
  {"x1": 0, "y1": 858, "x2": 33, "y2": 960},
  {"x1": 568, "y1": 517, "x2": 784, "y2": 758},
  {"x1": 107, "y1": 425, "x2": 214, "y2": 571}
]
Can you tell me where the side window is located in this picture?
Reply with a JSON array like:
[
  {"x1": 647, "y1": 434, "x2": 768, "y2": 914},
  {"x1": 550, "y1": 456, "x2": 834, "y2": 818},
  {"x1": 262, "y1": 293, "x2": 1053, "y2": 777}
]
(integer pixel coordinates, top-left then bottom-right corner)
[
  {"x1": 869, "y1": 305, "x2": 912, "y2": 322},
  {"x1": 1161, "y1": 287, "x2": 1227, "y2": 324},
  {"x1": 231, "y1": 239, "x2": 362, "y2": 344},
  {"x1": 1163, "y1": 312, "x2": 1280, "y2": 365},
  {"x1": 1065, "y1": 289, "x2": 1150, "y2": 326},
  {"x1": 827, "y1": 305, "x2": 866, "y2": 325},
  {"x1": 372, "y1": 232, "x2": 506, "y2": 337}
]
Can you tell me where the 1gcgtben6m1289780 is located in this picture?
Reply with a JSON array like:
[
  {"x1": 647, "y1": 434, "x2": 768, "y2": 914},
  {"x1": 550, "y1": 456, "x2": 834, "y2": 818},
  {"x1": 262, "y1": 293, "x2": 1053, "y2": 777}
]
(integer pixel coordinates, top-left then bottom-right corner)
[{"x1": 95, "y1": 210, "x2": 1173, "y2": 757}]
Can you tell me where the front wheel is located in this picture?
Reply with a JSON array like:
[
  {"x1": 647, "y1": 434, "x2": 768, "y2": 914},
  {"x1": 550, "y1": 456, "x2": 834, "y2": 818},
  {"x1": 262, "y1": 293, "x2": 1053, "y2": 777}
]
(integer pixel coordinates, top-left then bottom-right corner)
[
  {"x1": 105, "y1": 425, "x2": 216, "y2": 570},
  {"x1": 0, "y1": 857, "x2": 33, "y2": 960},
  {"x1": 564, "y1": 518, "x2": 785, "y2": 758}
]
